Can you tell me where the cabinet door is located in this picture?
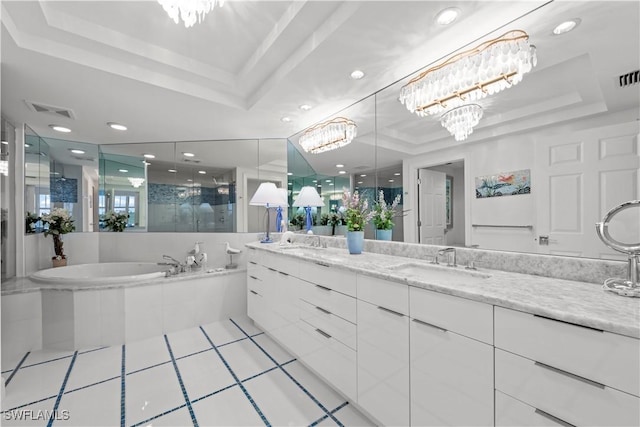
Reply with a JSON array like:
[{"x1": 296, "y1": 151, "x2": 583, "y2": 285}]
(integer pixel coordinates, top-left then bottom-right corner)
[
  {"x1": 410, "y1": 317, "x2": 494, "y2": 426},
  {"x1": 357, "y1": 299, "x2": 409, "y2": 426},
  {"x1": 270, "y1": 272, "x2": 301, "y2": 353}
]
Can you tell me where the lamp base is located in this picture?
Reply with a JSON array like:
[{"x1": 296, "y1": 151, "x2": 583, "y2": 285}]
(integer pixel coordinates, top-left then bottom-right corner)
[{"x1": 260, "y1": 237, "x2": 273, "y2": 243}]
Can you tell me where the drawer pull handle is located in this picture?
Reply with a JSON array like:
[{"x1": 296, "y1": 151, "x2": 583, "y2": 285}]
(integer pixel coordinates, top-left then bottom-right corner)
[
  {"x1": 279, "y1": 271, "x2": 289, "y2": 276},
  {"x1": 412, "y1": 318, "x2": 447, "y2": 333},
  {"x1": 315, "y1": 306, "x2": 331, "y2": 315},
  {"x1": 250, "y1": 290, "x2": 259, "y2": 295},
  {"x1": 315, "y1": 328, "x2": 331, "y2": 339},
  {"x1": 533, "y1": 314, "x2": 603, "y2": 333},
  {"x1": 248, "y1": 247, "x2": 256, "y2": 250},
  {"x1": 534, "y1": 361, "x2": 605, "y2": 389},
  {"x1": 377, "y1": 306, "x2": 405, "y2": 317},
  {"x1": 534, "y1": 408, "x2": 575, "y2": 427},
  {"x1": 267, "y1": 267, "x2": 277, "y2": 272},
  {"x1": 249, "y1": 275, "x2": 259, "y2": 280},
  {"x1": 249, "y1": 261, "x2": 257, "y2": 265},
  {"x1": 315, "y1": 284, "x2": 332, "y2": 292},
  {"x1": 315, "y1": 261, "x2": 330, "y2": 267}
]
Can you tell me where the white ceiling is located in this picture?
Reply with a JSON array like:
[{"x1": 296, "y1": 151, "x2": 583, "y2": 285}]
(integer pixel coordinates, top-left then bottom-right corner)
[{"x1": 2, "y1": 1, "x2": 639, "y2": 179}]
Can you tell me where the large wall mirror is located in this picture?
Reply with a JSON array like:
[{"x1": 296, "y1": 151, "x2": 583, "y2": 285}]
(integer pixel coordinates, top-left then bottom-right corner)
[{"x1": 286, "y1": 0, "x2": 639, "y2": 261}]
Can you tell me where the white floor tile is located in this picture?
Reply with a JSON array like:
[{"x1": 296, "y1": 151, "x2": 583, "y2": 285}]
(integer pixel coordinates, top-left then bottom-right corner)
[
  {"x1": 199, "y1": 321, "x2": 247, "y2": 347},
  {"x1": 125, "y1": 336, "x2": 170, "y2": 374},
  {"x1": 2, "y1": 358, "x2": 72, "y2": 411},
  {"x1": 65, "y1": 347, "x2": 121, "y2": 391},
  {"x1": 315, "y1": 415, "x2": 340, "y2": 426},
  {"x1": 191, "y1": 386, "x2": 266, "y2": 427},
  {"x1": 251, "y1": 334, "x2": 294, "y2": 365},
  {"x1": 165, "y1": 328, "x2": 210, "y2": 359},
  {"x1": 281, "y1": 361, "x2": 345, "y2": 413},
  {"x1": 19, "y1": 350, "x2": 74, "y2": 368},
  {"x1": 138, "y1": 407, "x2": 194, "y2": 427},
  {"x1": 176, "y1": 351, "x2": 235, "y2": 401},
  {"x1": 0, "y1": 397, "x2": 55, "y2": 427},
  {"x1": 125, "y1": 363, "x2": 185, "y2": 426},
  {"x1": 243, "y1": 369, "x2": 326, "y2": 427},
  {"x1": 55, "y1": 379, "x2": 121, "y2": 427},
  {"x1": 228, "y1": 316, "x2": 262, "y2": 336},
  {"x1": 332, "y1": 403, "x2": 375, "y2": 427},
  {"x1": 218, "y1": 339, "x2": 275, "y2": 382}
]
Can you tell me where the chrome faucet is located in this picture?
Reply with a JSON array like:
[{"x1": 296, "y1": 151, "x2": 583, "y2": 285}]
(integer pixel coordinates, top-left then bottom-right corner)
[
  {"x1": 436, "y1": 247, "x2": 457, "y2": 267},
  {"x1": 305, "y1": 235, "x2": 326, "y2": 248},
  {"x1": 161, "y1": 255, "x2": 186, "y2": 274}
]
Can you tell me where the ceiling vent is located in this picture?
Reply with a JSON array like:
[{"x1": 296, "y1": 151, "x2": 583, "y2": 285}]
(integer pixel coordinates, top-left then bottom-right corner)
[
  {"x1": 618, "y1": 70, "x2": 639, "y2": 88},
  {"x1": 182, "y1": 158, "x2": 201, "y2": 163},
  {"x1": 24, "y1": 100, "x2": 76, "y2": 120}
]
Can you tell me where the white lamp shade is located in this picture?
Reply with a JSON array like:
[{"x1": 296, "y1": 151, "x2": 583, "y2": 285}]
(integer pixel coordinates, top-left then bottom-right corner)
[
  {"x1": 250, "y1": 182, "x2": 282, "y2": 206},
  {"x1": 293, "y1": 186, "x2": 325, "y2": 207},
  {"x1": 278, "y1": 188, "x2": 289, "y2": 207}
]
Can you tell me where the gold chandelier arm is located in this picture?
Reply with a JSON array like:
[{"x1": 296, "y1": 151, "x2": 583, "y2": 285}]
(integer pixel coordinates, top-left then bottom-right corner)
[{"x1": 303, "y1": 117, "x2": 357, "y2": 136}]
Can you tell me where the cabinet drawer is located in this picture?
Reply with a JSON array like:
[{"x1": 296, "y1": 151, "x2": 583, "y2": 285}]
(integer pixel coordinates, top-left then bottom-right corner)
[
  {"x1": 495, "y1": 307, "x2": 640, "y2": 396},
  {"x1": 496, "y1": 390, "x2": 568, "y2": 427},
  {"x1": 298, "y1": 260, "x2": 356, "y2": 297},
  {"x1": 357, "y1": 274, "x2": 408, "y2": 315},
  {"x1": 261, "y1": 252, "x2": 299, "y2": 277},
  {"x1": 299, "y1": 299, "x2": 356, "y2": 350},
  {"x1": 246, "y1": 270, "x2": 266, "y2": 295},
  {"x1": 298, "y1": 319, "x2": 357, "y2": 401},
  {"x1": 246, "y1": 246, "x2": 262, "y2": 265},
  {"x1": 299, "y1": 280, "x2": 356, "y2": 324},
  {"x1": 495, "y1": 348, "x2": 640, "y2": 427},
  {"x1": 409, "y1": 286, "x2": 493, "y2": 344}
]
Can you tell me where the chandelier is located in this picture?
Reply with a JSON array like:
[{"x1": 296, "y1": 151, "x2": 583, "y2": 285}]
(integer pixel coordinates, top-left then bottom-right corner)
[
  {"x1": 299, "y1": 117, "x2": 357, "y2": 154},
  {"x1": 398, "y1": 30, "x2": 537, "y2": 118},
  {"x1": 128, "y1": 177, "x2": 145, "y2": 188},
  {"x1": 440, "y1": 104, "x2": 483, "y2": 141},
  {"x1": 157, "y1": 0, "x2": 224, "y2": 28}
]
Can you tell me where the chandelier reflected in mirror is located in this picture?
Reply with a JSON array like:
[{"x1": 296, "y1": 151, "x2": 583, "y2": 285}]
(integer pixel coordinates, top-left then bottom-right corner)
[
  {"x1": 157, "y1": 0, "x2": 224, "y2": 28},
  {"x1": 440, "y1": 104, "x2": 483, "y2": 141},
  {"x1": 399, "y1": 30, "x2": 536, "y2": 141},
  {"x1": 299, "y1": 117, "x2": 357, "y2": 154}
]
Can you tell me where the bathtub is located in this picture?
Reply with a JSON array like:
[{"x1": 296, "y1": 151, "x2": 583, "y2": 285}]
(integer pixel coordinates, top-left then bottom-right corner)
[{"x1": 29, "y1": 262, "x2": 169, "y2": 286}]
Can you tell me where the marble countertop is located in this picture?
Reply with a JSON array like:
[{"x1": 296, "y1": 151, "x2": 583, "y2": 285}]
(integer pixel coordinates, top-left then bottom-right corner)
[
  {"x1": 1, "y1": 267, "x2": 245, "y2": 295},
  {"x1": 247, "y1": 242, "x2": 640, "y2": 339}
]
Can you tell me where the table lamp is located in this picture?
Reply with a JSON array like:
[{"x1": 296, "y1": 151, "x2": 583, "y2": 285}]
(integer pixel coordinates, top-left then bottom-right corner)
[
  {"x1": 250, "y1": 182, "x2": 283, "y2": 243},
  {"x1": 276, "y1": 188, "x2": 289, "y2": 232},
  {"x1": 293, "y1": 186, "x2": 325, "y2": 233}
]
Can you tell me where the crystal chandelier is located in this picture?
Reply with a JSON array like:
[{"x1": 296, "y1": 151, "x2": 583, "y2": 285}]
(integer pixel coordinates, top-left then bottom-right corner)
[
  {"x1": 440, "y1": 104, "x2": 483, "y2": 141},
  {"x1": 299, "y1": 117, "x2": 357, "y2": 154},
  {"x1": 128, "y1": 177, "x2": 145, "y2": 188},
  {"x1": 399, "y1": 30, "x2": 537, "y2": 117},
  {"x1": 157, "y1": 0, "x2": 224, "y2": 28}
]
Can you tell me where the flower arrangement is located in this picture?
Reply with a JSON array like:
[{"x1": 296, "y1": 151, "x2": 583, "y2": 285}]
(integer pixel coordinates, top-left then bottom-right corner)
[
  {"x1": 103, "y1": 210, "x2": 129, "y2": 232},
  {"x1": 341, "y1": 189, "x2": 374, "y2": 232},
  {"x1": 26, "y1": 211, "x2": 40, "y2": 234},
  {"x1": 372, "y1": 190, "x2": 402, "y2": 230},
  {"x1": 41, "y1": 208, "x2": 75, "y2": 260}
]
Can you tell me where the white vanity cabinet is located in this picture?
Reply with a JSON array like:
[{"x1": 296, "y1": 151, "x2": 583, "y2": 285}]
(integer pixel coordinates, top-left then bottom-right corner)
[
  {"x1": 494, "y1": 307, "x2": 640, "y2": 427},
  {"x1": 409, "y1": 287, "x2": 494, "y2": 427},
  {"x1": 356, "y1": 275, "x2": 410, "y2": 427}
]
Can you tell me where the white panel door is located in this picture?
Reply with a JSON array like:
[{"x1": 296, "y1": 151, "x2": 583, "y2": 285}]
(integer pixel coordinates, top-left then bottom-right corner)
[
  {"x1": 535, "y1": 121, "x2": 639, "y2": 259},
  {"x1": 419, "y1": 169, "x2": 446, "y2": 245}
]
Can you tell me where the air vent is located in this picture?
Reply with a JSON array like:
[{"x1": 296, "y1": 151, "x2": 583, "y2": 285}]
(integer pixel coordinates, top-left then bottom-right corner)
[
  {"x1": 24, "y1": 100, "x2": 76, "y2": 120},
  {"x1": 182, "y1": 158, "x2": 201, "y2": 163},
  {"x1": 618, "y1": 70, "x2": 639, "y2": 88}
]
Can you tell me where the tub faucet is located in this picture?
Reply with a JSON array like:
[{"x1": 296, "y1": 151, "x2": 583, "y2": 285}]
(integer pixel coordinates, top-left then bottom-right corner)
[
  {"x1": 437, "y1": 247, "x2": 457, "y2": 267},
  {"x1": 161, "y1": 255, "x2": 186, "y2": 274}
]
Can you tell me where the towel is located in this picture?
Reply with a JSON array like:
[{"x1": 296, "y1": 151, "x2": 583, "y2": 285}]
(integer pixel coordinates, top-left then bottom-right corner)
[{"x1": 280, "y1": 231, "x2": 296, "y2": 245}]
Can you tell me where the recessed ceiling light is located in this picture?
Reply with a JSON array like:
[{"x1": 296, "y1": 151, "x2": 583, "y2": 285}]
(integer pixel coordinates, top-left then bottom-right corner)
[
  {"x1": 107, "y1": 122, "x2": 127, "y2": 131},
  {"x1": 287, "y1": 172, "x2": 293, "y2": 176},
  {"x1": 198, "y1": 170, "x2": 206, "y2": 174},
  {"x1": 435, "y1": 7, "x2": 460, "y2": 25},
  {"x1": 553, "y1": 18, "x2": 581, "y2": 35},
  {"x1": 142, "y1": 161, "x2": 151, "y2": 165},
  {"x1": 168, "y1": 169, "x2": 177, "y2": 173},
  {"x1": 357, "y1": 181, "x2": 363, "y2": 184},
  {"x1": 326, "y1": 179, "x2": 332, "y2": 182},
  {"x1": 350, "y1": 70, "x2": 365, "y2": 80},
  {"x1": 25, "y1": 143, "x2": 32, "y2": 148},
  {"x1": 49, "y1": 125, "x2": 71, "y2": 133},
  {"x1": 1, "y1": 140, "x2": 8, "y2": 145},
  {"x1": 394, "y1": 172, "x2": 401, "y2": 176},
  {"x1": 281, "y1": 116, "x2": 292, "y2": 123},
  {"x1": 388, "y1": 179, "x2": 394, "y2": 182},
  {"x1": 183, "y1": 152, "x2": 195, "y2": 157},
  {"x1": 288, "y1": 182, "x2": 292, "y2": 185},
  {"x1": 70, "y1": 149, "x2": 85, "y2": 154},
  {"x1": 338, "y1": 171, "x2": 346, "y2": 174},
  {"x1": 51, "y1": 172, "x2": 60, "y2": 175},
  {"x1": 360, "y1": 174, "x2": 367, "y2": 177},
  {"x1": 336, "y1": 164, "x2": 344, "y2": 168},
  {"x1": 299, "y1": 105, "x2": 312, "y2": 111},
  {"x1": 312, "y1": 180, "x2": 317, "y2": 183},
  {"x1": 187, "y1": 179, "x2": 193, "y2": 182},
  {"x1": 143, "y1": 153, "x2": 155, "y2": 159},
  {"x1": 119, "y1": 169, "x2": 128, "y2": 173},
  {"x1": 329, "y1": 183, "x2": 334, "y2": 186}
]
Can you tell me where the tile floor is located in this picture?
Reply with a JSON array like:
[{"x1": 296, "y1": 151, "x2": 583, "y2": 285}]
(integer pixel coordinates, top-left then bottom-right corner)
[{"x1": 1, "y1": 317, "x2": 372, "y2": 427}]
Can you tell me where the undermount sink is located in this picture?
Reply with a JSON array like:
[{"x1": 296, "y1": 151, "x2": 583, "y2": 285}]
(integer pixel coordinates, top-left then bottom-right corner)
[{"x1": 388, "y1": 262, "x2": 492, "y2": 284}]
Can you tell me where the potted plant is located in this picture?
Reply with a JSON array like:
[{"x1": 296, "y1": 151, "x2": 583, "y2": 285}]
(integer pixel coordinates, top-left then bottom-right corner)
[
  {"x1": 341, "y1": 189, "x2": 374, "y2": 254},
  {"x1": 315, "y1": 213, "x2": 332, "y2": 236},
  {"x1": 41, "y1": 208, "x2": 75, "y2": 267},
  {"x1": 372, "y1": 190, "x2": 402, "y2": 241},
  {"x1": 103, "y1": 210, "x2": 130, "y2": 232},
  {"x1": 25, "y1": 211, "x2": 40, "y2": 234}
]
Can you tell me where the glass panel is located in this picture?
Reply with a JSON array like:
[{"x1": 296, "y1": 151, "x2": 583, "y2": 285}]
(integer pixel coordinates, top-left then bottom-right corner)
[{"x1": 1, "y1": 118, "x2": 16, "y2": 279}]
